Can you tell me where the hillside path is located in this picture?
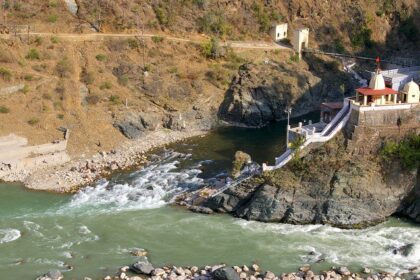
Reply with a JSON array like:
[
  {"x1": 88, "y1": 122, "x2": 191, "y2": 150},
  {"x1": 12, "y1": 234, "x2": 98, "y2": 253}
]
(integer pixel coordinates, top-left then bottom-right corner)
[{"x1": 0, "y1": 31, "x2": 291, "y2": 50}]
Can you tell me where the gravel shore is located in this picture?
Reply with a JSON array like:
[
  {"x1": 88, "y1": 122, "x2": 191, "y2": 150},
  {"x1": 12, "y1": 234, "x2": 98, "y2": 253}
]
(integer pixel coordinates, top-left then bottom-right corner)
[
  {"x1": 20, "y1": 129, "x2": 207, "y2": 192},
  {"x1": 37, "y1": 262, "x2": 420, "y2": 280}
]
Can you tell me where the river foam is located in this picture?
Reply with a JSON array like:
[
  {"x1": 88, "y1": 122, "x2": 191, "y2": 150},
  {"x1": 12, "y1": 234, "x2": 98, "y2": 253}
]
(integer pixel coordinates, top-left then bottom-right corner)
[
  {"x1": 63, "y1": 152, "x2": 204, "y2": 214},
  {"x1": 0, "y1": 228, "x2": 21, "y2": 244},
  {"x1": 235, "y1": 219, "x2": 420, "y2": 273}
]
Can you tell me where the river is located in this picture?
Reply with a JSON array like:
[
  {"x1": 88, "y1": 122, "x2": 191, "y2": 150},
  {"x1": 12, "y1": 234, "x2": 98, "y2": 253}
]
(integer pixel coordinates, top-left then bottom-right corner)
[{"x1": 0, "y1": 114, "x2": 419, "y2": 279}]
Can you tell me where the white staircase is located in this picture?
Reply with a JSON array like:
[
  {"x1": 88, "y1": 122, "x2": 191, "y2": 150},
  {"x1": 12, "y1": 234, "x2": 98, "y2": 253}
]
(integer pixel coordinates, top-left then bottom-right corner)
[{"x1": 264, "y1": 98, "x2": 352, "y2": 171}]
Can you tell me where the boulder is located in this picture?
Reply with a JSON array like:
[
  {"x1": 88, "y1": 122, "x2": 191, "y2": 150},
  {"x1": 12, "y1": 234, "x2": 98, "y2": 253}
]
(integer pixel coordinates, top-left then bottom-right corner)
[
  {"x1": 36, "y1": 270, "x2": 63, "y2": 280},
  {"x1": 231, "y1": 151, "x2": 252, "y2": 178},
  {"x1": 130, "y1": 261, "x2": 155, "y2": 275},
  {"x1": 213, "y1": 267, "x2": 241, "y2": 280},
  {"x1": 337, "y1": 267, "x2": 351, "y2": 276},
  {"x1": 391, "y1": 243, "x2": 415, "y2": 256}
]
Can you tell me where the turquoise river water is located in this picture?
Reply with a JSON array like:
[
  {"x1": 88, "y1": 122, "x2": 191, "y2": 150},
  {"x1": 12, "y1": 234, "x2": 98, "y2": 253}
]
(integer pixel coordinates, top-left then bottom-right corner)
[{"x1": 0, "y1": 114, "x2": 419, "y2": 279}]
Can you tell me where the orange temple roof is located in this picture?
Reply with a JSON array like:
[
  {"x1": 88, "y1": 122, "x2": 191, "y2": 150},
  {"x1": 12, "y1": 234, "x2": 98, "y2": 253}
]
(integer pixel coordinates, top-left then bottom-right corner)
[{"x1": 356, "y1": 87, "x2": 398, "y2": 96}]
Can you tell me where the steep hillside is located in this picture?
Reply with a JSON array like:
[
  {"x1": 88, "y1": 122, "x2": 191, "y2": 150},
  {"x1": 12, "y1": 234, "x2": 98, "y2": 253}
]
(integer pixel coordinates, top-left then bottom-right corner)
[
  {"x1": 2, "y1": 0, "x2": 419, "y2": 55},
  {"x1": 0, "y1": 0, "x2": 419, "y2": 158}
]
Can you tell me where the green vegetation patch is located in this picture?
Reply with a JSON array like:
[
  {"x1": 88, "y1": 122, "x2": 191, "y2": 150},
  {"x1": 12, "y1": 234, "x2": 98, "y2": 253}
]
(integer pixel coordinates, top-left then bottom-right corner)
[
  {"x1": 198, "y1": 11, "x2": 231, "y2": 37},
  {"x1": 47, "y1": 14, "x2": 58, "y2": 23},
  {"x1": 381, "y1": 134, "x2": 420, "y2": 170},
  {"x1": 0, "y1": 67, "x2": 12, "y2": 81},
  {"x1": 201, "y1": 37, "x2": 222, "y2": 59},
  {"x1": 100, "y1": 82, "x2": 113, "y2": 90},
  {"x1": 27, "y1": 118, "x2": 40, "y2": 126},
  {"x1": 26, "y1": 49, "x2": 40, "y2": 60},
  {"x1": 95, "y1": 54, "x2": 107, "y2": 62},
  {"x1": 151, "y1": 36, "x2": 164, "y2": 44},
  {"x1": 351, "y1": 25, "x2": 373, "y2": 48},
  {"x1": 0, "y1": 106, "x2": 10, "y2": 114}
]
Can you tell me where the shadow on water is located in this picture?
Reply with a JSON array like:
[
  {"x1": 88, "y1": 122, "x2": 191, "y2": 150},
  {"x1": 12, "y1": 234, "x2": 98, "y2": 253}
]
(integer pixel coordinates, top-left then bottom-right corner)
[{"x1": 168, "y1": 111, "x2": 320, "y2": 179}]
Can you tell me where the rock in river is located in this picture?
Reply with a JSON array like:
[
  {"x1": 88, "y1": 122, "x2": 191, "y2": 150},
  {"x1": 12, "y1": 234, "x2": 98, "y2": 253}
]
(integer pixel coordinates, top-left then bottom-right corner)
[{"x1": 36, "y1": 270, "x2": 64, "y2": 280}]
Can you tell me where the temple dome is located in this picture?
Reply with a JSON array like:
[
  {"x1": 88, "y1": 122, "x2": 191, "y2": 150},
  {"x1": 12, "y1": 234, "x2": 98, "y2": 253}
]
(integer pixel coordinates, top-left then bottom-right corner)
[
  {"x1": 369, "y1": 72, "x2": 386, "y2": 90},
  {"x1": 401, "y1": 80, "x2": 420, "y2": 95}
]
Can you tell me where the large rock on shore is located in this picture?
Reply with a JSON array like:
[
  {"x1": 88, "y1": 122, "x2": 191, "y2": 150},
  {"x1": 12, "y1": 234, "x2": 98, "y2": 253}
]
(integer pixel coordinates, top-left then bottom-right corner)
[
  {"x1": 218, "y1": 60, "x2": 353, "y2": 127},
  {"x1": 204, "y1": 134, "x2": 419, "y2": 228},
  {"x1": 213, "y1": 267, "x2": 240, "y2": 280},
  {"x1": 130, "y1": 260, "x2": 155, "y2": 275},
  {"x1": 114, "y1": 111, "x2": 162, "y2": 139}
]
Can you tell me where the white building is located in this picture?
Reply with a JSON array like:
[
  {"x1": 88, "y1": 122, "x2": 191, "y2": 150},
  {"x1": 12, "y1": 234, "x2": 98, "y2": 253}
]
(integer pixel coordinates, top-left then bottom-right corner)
[
  {"x1": 292, "y1": 28, "x2": 309, "y2": 58},
  {"x1": 272, "y1": 23, "x2": 288, "y2": 42},
  {"x1": 401, "y1": 80, "x2": 420, "y2": 103}
]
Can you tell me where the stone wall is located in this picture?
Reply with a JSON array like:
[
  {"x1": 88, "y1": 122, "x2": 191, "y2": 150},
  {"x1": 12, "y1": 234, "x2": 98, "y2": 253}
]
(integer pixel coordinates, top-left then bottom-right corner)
[{"x1": 345, "y1": 105, "x2": 420, "y2": 155}]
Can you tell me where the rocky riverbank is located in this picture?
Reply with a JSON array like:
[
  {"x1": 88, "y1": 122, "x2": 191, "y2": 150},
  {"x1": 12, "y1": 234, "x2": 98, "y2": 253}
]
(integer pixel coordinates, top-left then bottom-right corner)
[
  {"x1": 37, "y1": 261, "x2": 420, "y2": 280},
  {"x1": 4, "y1": 129, "x2": 207, "y2": 193}
]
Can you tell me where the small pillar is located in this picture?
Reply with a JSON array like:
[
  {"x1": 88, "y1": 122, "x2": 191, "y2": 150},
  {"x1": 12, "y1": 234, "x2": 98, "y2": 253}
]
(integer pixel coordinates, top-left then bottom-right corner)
[
  {"x1": 298, "y1": 122, "x2": 302, "y2": 128},
  {"x1": 363, "y1": 95, "x2": 368, "y2": 106},
  {"x1": 64, "y1": 129, "x2": 70, "y2": 140}
]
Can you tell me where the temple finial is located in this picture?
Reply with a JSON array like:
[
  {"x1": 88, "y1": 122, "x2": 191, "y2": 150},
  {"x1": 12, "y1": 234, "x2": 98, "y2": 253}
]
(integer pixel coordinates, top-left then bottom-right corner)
[{"x1": 375, "y1": 57, "x2": 381, "y2": 73}]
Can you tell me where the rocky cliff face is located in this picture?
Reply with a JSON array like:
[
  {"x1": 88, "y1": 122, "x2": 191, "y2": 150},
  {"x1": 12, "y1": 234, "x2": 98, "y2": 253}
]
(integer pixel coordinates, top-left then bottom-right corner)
[
  {"x1": 218, "y1": 58, "x2": 354, "y2": 127},
  {"x1": 204, "y1": 134, "x2": 419, "y2": 228}
]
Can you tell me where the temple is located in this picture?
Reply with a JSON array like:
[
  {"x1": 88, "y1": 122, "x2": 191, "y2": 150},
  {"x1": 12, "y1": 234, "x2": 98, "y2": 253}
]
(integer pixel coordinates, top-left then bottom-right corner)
[
  {"x1": 263, "y1": 64, "x2": 419, "y2": 171},
  {"x1": 354, "y1": 70, "x2": 398, "y2": 106}
]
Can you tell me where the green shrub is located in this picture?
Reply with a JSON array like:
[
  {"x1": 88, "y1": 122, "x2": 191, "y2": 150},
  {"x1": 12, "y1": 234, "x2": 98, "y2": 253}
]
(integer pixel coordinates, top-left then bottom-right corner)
[
  {"x1": 26, "y1": 49, "x2": 40, "y2": 60},
  {"x1": 24, "y1": 74, "x2": 33, "y2": 81},
  {"x1": 34, "y1": 36, "x2": 43, "y2": 46},
  {"x1": 168, "y1": 66, "x2": 178, "y2": 74},
  {"x1": 109, "y1": 95, "x2": 120, "y2": 104},
  {"x1": 289, "y1": 53, "x2": 300, "y2": 63},
  {"x1": 151, "y1": 36, "x2": 164, "y2": 43},
  {"x1": 192, "y1": 0, "x2": 206, "y2": 8},
  {"x1": 27, "y1": 118, "x2": 40, "y2": 126},
  {"x1": 118, "y1": 74, "x2": 129, "y2": 86},
  {"x1": 198, "y1": 11, "x2": 231, "y2": 37},
  {"x1": 57, "y1": 113, "x2": 64, "y2": 119},
  {"x1": 154, "y1": 7, "x2": 169, "y2": 26},
  {"x1": 50, "y1": 36, "x2": 59, "y2": 44},
  {"x1": 0, "y1": 67, "x2": 12, "y2": 81},
  {"x1": 334, "y1": 39, "x2": 345, "y2": 53},
  {"x1": 47, "y1": 14, "x2": 58, "y2": 23},
  {"x1": 252, "y1": 2, "x2": 271, "y2": 32},
  {"x1": 48, "y1": 0, "x2": 58, "y2": 7},
  {"x1": 143, "y1": 64, "x2": 151, "y2": 72},
  {"x1": 351, "y1": 26, "x2": 373, "y2": 48},
  {"x1": 20, "y1": 85, "x2": 29, "y2": 93},
  {"x1": 381, "y1": 134, "x2": 420, "y2": 170},
  {"x1": 0, "y1": 106, "x2": 10, "y2": 114},
  {"x1": 127, "y1": 38, "x2": 139, "y2": 49},
  {"x1": 95, "y1": 54, "x2": 107, "y2": 61},
  {"x1": 100, "y1": 81, "x2": 112, "y2": 90},
  {"x1": 201, "y1": 37, "x2": 223, "y2": 59}
]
